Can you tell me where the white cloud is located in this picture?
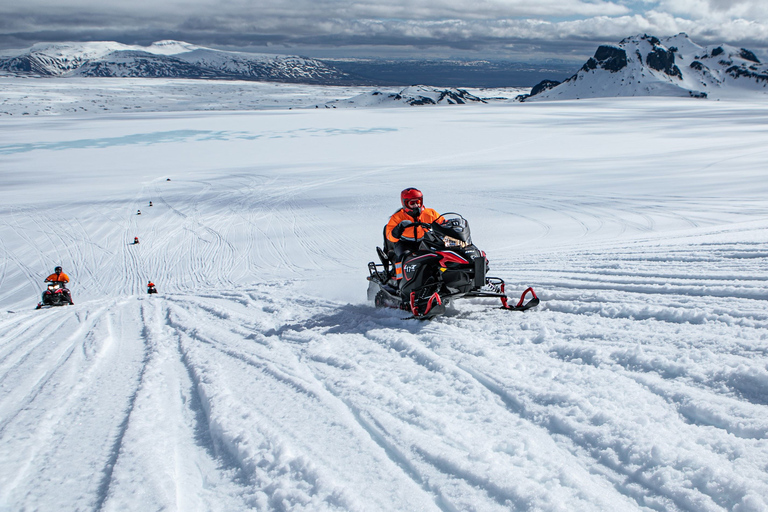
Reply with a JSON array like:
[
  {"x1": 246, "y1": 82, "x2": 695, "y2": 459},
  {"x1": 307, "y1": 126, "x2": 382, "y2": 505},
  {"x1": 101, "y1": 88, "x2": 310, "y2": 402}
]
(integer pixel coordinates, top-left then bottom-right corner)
[
  {"x1": 653, "y1": 0, "x2": 768, "y2": 20},
  {"x1": 1, "y1": 0, "x2": 767, "y2": 58}
]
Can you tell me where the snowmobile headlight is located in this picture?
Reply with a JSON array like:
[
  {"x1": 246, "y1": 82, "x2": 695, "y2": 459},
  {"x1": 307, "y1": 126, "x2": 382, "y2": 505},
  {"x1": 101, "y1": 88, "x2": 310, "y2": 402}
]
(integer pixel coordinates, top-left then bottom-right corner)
[{"x1": 443, "y1": 236, "x2": 467, "y2": 248}]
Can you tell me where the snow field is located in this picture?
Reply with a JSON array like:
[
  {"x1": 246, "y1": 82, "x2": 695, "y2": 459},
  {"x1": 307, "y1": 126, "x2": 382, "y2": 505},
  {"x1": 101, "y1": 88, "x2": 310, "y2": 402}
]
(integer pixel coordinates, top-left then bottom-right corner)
[
  {"x1": 1, "y1": 87, "x2": 768, "y2": 511},
  {"x1": 0, "y1": 77, "x2": 522, "y2": 117}
]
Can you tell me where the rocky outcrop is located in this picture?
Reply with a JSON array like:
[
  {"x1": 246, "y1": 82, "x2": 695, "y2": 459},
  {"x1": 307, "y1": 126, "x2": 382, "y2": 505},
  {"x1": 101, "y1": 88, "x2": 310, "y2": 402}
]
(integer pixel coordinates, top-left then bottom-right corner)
[
  {"x1": 645, "y1": 47, "x2": 682, "y2": 79},
  {"x1": 516, "y1": 79, "x2": 561, "y2": 101},
  {"x1": 739, "y1": 49, "x2": 760, "y2": 64},
  {"x1": 582, "y1": 46, "x2": 628, "y2": 73}
]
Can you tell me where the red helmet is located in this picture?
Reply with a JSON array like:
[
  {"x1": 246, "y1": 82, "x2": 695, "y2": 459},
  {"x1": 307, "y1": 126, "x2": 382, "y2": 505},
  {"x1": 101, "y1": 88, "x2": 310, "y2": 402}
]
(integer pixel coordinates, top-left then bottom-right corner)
[{"x1": 401, "y1": 188, "x2": 423, "y2": 216}]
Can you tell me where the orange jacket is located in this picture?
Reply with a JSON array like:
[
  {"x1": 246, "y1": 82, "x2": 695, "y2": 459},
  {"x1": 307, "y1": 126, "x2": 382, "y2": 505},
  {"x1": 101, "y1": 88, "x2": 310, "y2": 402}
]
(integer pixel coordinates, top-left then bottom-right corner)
[
  {"x1": 45, "y1": 272, "x2": 69, "y2": 283},
  {"x1": 386, "y1": 208, "x2": 444, "y2": 243}
]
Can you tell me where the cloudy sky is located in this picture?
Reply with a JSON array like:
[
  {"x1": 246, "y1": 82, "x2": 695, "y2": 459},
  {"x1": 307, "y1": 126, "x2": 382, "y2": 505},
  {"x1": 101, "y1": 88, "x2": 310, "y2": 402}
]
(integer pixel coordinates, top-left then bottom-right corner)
[{"x1": 2, "y1": 0, "x2": 768, "y2": 61}]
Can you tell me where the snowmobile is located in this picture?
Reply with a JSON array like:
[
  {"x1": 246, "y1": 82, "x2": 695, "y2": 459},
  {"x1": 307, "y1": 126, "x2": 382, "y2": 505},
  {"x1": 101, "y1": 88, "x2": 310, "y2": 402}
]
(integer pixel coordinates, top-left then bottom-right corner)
[
  {"x1": 367, "y1": 213, "x2": 539, "y2": 319},
  {"x1": 36, "y1": 282, "x2": 74, "y2": 309}
]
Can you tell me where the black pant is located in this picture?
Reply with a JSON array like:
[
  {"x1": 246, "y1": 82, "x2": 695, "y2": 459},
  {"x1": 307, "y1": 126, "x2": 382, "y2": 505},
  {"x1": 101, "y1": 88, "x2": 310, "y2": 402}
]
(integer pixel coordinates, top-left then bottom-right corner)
[{"x1": 394, "y1": 240, "x2": 420, "y2": 261}]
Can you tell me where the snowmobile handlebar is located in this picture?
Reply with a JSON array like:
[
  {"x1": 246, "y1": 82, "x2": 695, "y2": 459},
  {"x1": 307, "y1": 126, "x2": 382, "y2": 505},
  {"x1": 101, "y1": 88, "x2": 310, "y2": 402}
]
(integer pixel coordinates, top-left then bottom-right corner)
[{"x1": 394, "y1": 220, "x2": 433, "y2": 240}]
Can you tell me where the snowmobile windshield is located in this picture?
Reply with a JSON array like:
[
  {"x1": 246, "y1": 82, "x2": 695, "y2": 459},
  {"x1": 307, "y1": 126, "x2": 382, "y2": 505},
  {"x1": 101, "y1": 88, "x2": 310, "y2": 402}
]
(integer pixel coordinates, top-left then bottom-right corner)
[{"x1": 433, "y1": 213, "x2": 472, "y2": 244}]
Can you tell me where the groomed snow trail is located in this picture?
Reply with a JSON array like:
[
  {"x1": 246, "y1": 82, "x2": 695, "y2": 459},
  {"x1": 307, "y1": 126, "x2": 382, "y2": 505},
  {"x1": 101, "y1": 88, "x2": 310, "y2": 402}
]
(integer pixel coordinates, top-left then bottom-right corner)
[{"x1": 1, "y1": 93, "x2": 767, "y2": 511}]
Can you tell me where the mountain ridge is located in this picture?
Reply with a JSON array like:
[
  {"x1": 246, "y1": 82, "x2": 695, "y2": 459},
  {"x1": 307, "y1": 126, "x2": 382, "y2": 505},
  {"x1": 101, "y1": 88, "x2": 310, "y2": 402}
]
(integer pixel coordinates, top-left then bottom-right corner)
[{"x1": 0, "y1": 40, "x2": 366, "y2": 85}]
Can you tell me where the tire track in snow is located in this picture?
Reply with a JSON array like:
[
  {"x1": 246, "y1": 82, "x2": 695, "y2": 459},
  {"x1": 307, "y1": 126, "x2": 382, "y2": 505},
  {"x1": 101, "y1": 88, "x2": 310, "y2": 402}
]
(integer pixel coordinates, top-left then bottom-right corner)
[
  {"x1": 98, "y1": 299, "x2": 251, "y2": 512},
  {"x1": 163, "y1": 295, "x2": 443, "y2": 511},
  {"x1": 0, "y1": 236, "x2": 8, "y2": 291},
  {"x1": 166, "y1": 303, "x2": 354, "y2": 509},
  {"x1": 3, "y1": 209, "x2": 51, "y2": 290},
  {"x1": 0, "y1": 300, "x2": 148, "y2": 511},
  {"x1": 435, "y1": 230, "x2": 768, "y2": 510},
  {"x1": 0, "y1": 306, "x2": 110, "y2": 438},
  {"x1": 355, "y1": 325, "x2": 605, "y2": 511},
  {"x1": 324, "y1": 395, "x2": 459, "y2": 512},
  {"x1": 261, "y1": 302, "x2": 633, "y2": 511},
  {"x1": 93, "y1": 305, "x2": 150, "y2": 512},
  {"x1": 14, "y1": 204, "x2": 102, "y2": 300},
  {"x1": 456, "y1": 363, "x2": 674, "y2": 511},
  {"x1": 0, "y1": 310, "x2": 72, "y2": 396}
]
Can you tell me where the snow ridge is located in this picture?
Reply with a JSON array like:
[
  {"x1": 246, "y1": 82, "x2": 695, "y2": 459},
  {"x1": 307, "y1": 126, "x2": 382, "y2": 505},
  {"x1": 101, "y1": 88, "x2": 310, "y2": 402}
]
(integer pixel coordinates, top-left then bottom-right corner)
[{"x1": 320, "y1": 85, "x2": 488, "y2": 108}]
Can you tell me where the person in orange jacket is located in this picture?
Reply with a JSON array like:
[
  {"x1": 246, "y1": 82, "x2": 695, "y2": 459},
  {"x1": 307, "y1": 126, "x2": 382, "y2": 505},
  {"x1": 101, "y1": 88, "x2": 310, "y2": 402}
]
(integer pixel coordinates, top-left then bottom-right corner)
[
  {"x1": 45, "y1": 265, "x2": 69, "y2": 283},
  {"x1": 385, "y1": 188, "x2": 444, "y2": 261},
  {"x1": 44, "y1": 266, "x2": 73, "y2": 304},
  {"x1": 147, "y1": 281, "x2": 157, "y2": 294}
]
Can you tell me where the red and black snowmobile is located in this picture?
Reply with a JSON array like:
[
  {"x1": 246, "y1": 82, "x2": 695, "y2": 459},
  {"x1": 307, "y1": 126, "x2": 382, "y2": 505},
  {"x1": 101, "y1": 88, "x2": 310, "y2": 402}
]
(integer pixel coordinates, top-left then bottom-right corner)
[
  {"x1": 36, "y1": 282, "x2": 74, "y2": 309},
  {"x1": 367, "y1": 213, "x2": 539, "y2": 319}
]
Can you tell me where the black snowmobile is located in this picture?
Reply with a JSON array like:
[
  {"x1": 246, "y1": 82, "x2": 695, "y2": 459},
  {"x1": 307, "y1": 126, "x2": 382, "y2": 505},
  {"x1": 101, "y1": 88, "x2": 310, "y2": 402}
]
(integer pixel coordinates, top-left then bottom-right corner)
[
  {"x1": 36, "y1": 282, "x2": 74, "y2": 309},
  {"x1": 367, "y1": 213, "x2": 539, "y2": 319}
]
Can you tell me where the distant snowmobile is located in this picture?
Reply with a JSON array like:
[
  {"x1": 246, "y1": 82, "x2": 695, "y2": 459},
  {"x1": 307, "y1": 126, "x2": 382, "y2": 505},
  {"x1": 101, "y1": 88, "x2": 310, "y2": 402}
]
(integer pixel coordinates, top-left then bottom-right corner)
[
  {"x1": 137, "y1": 210, "x2": 141, "y2": 215},
  {"x1": 133, "y1": 237, "x2": 140, "y2": 244},
  {"x1": 147, "y1": 281, "x2": 157, "y2": 294},
  {"x1": 367, "y1": 212, "x2": 539, "y2": 319},
  {"x1": 36, "y1": 282, "x2": 74, "y2": 309},
  {"x1": 149, "y1": 201, "x2": 153, "y2": 207}
]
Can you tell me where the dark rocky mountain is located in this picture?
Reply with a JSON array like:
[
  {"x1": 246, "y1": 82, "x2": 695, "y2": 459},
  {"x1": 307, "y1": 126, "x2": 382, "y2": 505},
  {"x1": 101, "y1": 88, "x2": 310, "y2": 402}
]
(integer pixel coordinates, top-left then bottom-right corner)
[{"x1": 520, "y1": 34, "x2": 768, "y2": 101}]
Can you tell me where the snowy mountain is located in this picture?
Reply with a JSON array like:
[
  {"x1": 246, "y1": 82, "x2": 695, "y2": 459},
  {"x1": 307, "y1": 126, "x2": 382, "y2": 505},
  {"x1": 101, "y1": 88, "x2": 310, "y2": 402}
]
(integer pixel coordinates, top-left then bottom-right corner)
[
  {"x1": 522, "y1": 33, "x2": 768, "y2": 101},
  {"x1": 320, "y1": 85, "x2": 488, "y2": 107},
  {"x1": 0, "y1": 40, "x2": 359, "y2": 84}
]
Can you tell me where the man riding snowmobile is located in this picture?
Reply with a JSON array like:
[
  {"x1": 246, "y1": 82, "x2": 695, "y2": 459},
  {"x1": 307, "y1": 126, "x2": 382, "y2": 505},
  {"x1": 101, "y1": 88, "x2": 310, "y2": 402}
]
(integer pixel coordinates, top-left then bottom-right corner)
[
  {"x1": 45, "y1": 266, "x2": 70, "y2": 285},
  {"x1": 385, "y1": 188, "x2": 444, "y2": 261},
  {"x1": 368, "y1": 189, "x2": 539, "y2": 319},
  {"x1": 38, "y1": 266, "x2": 74, "y2": 307}
]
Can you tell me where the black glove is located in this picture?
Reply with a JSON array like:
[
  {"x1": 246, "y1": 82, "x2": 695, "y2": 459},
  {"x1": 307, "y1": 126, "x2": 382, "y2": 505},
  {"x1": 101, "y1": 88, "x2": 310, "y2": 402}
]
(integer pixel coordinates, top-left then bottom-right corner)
[{"x1": 392, "y1": 220, "x2": 413, "y2": 239}]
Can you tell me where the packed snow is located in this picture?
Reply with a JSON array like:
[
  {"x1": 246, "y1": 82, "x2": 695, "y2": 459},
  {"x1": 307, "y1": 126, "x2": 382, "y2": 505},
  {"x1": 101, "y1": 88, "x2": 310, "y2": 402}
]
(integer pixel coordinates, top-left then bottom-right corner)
[{"x1": 1, "y1": 78, "x2": 767, "y2": 512}]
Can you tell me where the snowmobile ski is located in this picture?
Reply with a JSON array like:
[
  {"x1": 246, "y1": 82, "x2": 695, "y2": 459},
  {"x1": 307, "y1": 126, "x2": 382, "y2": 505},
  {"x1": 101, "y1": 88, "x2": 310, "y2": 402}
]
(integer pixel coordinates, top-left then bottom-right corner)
[{"x1": 500, "y1": 286, "x2": 539, "y2": 312}]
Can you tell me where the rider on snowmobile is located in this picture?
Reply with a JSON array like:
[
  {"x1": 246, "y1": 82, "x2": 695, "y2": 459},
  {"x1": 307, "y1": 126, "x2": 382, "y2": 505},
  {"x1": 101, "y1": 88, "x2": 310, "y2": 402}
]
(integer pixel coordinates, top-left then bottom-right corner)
[
  {"x1": 385, "y1": 188, "x2": 444, "y2": 261},
  {"x1": 45, "y1": 266, "x2": 69, "y2": 284},
  {"x1": 44, "y1": 266, "x2": 73, "y2": 304}
]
